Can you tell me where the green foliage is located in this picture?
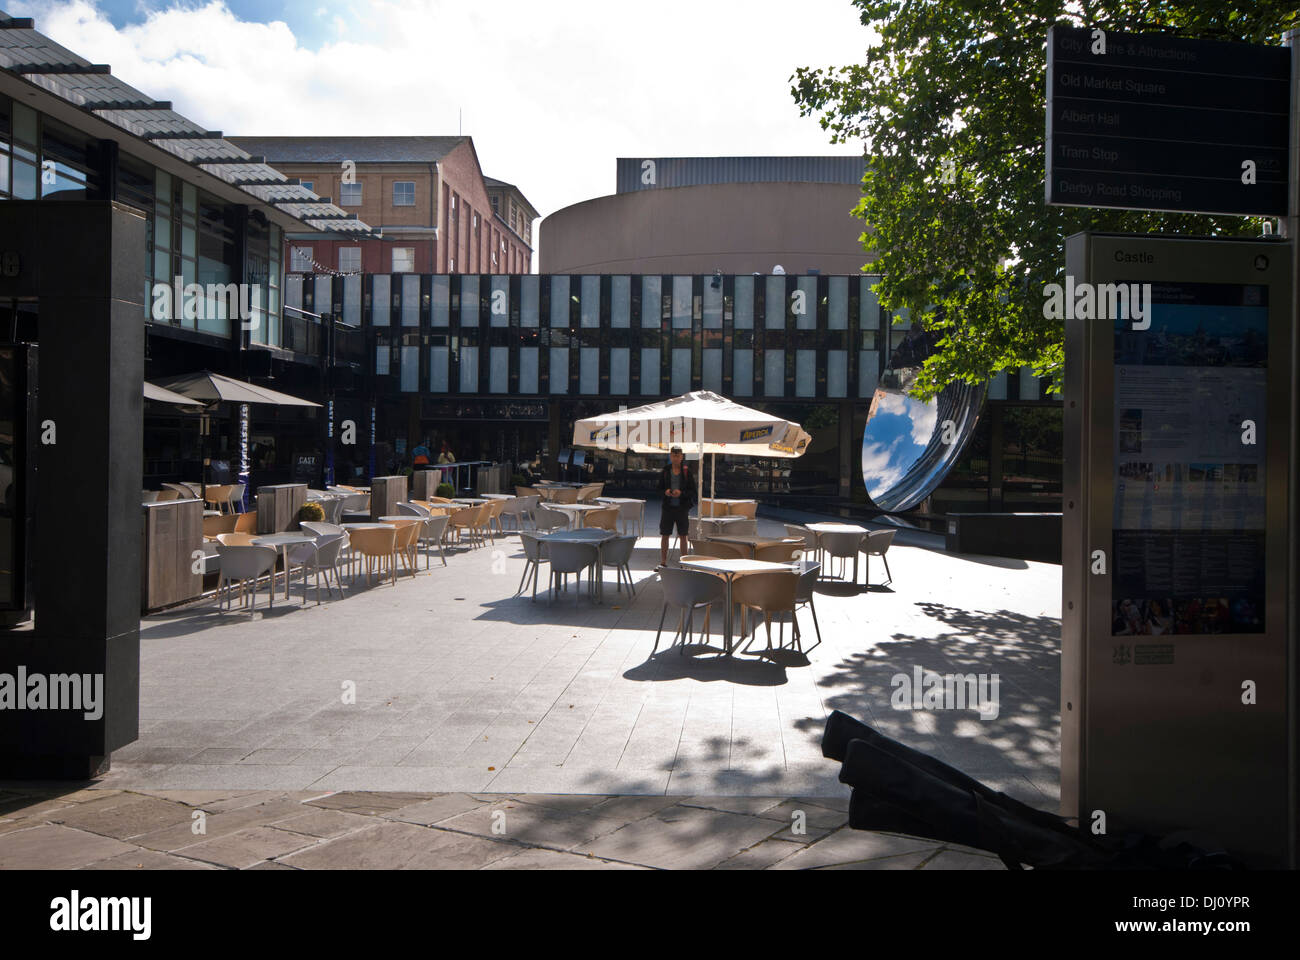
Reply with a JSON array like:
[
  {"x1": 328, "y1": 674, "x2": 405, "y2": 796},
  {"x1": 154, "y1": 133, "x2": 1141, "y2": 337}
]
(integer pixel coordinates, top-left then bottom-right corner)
[
  {"x1": 792, "y1": 1, "x2": 1297, "y2": 400},
  {"x1": 511, "y1": 473, "x2": 528, "y2": 488},
  {"x1": 297, "y1": 501, "x2": 325, "y2": 523},
  {"x1": 435, "y1": 482, "x2": 455, "y2": 499}
]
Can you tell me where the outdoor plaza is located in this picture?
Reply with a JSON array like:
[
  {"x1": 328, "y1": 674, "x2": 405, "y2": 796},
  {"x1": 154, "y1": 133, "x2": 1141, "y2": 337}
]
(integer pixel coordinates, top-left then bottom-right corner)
[{"x1": 0, "y1": 486, "x2": 1059, "y2": 869}]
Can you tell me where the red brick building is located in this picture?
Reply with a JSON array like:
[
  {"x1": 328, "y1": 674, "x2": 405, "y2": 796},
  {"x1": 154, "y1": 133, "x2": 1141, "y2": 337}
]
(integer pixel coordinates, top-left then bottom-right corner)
[{"x1": 227, "y1": 135, "x2": 537, "y2": 275}]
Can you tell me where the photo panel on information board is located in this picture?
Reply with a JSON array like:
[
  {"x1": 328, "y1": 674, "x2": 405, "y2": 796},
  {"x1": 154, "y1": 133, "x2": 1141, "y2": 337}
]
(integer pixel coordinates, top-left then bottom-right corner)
[{"x1": 1110, "y1": 281, "x2": 1267, "y2": 636}]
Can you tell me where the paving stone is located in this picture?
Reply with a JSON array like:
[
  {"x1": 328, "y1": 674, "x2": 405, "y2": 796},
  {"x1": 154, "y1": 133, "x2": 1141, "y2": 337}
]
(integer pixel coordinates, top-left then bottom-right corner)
[
  {"x1": 583, "y1": 806, "x2": 784, "y2": 869},
  {"x1": 46, "y1": 795, "x2": 196, "y2": 840},
  {"x1": 278, "y1": 821, "x2": 517, "y2": 870},
  {"x1": 481, "y1": 847, "x2": 647, "y2": 870},
  {"x1": 173, "y1": 826, "x2": 321, "y2": 869},
  {"x1": 131, "y1": 797, "x2": 310, "y2": 851},
  {"x1": 380, "y1": 793, "x2": 493, "y2": 826},
  {"x1": 768, "y1": 827, "x2": 942, "y2": 870},
  {"x1": 586, "y1": 796, "x2": 680, "y2": 822},
  {"x1": 269, "y1": 808, "x2": 373, "y2": 839},
  {"x1": 715, "y1": 838, "x2": 805, "y2": 870},
  {"x1": 305, "y1": 791, "x2": 437, "y2": 815},
  {"x1": 437, "y1": 801, "x2": 627, "y2": 851},
  {"x1": 0, "y1": 824, "x2": 138, "y2": 870},
  {"x1": 78, "y1": 849, "x2": 221, "y2": 870},
  {"x1": 921, "y1": 848, "x2": 1006, "y2": 870}
]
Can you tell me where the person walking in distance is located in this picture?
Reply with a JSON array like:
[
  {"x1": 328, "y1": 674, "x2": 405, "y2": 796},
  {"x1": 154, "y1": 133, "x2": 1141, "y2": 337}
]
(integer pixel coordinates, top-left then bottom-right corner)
[{"x1": 659, "y1": 445, "x2": 697, "y2": 566}]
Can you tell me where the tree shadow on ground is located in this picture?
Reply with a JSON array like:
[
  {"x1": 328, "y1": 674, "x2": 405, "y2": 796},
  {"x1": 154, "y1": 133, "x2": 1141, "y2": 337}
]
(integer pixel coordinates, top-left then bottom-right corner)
[
  {"x1": 793, "y1": 601, "x2": 1062, "y2": 801},
  {"x1": 622, "y1": 647, "x2": 788, "y2": 686}
]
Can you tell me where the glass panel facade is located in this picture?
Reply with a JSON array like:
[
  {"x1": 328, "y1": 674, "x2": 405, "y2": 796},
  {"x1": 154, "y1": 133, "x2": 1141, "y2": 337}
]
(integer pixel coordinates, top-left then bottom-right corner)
[
  {"x1": 430, "y1": 346, "x2": 449, "y2": 392},
  {"x1": 703, "y1": 280, "x2": 722, "y2": 329},
  {"x1": 672, "y1": 276, "x2": 692, "y2": 328},
  {"x1": 343, "y1": 275, "x2": 361, "y2": 327},
  {"x1": 796, "y1": 349, "x2": 816, "y2": 397},
  {"x1": 550, "y1": 275, "x2": 569, "y2": 327},
  {"x1": 550, "y1": 347, "x2": 569, "y2": 393},
  {"x1": 581, "y1": 276, "x2": 600, "y2": 327},
  {"x1": 640, "y1": 347, "x2": 659, "y2": 395},
  {"x1": 734, "y1": 276, "x2": 754, "y2": 329},
  {"x1": 611, "y1": 276, "x2": 630, "y2": 328},
  {"x1": 734, "y1": 349, "x2": 753, "y2": 396},
  {"x1": 580, "y1": 347, "x2": 599, "y2": 393},
  {"x1": 490, "y1": 275, "x2": 509, "y2": 328},
  {"x1": 431, "y1": 275, "x2": 449, "y2": 327},
  {"x1": 520, "y1": 276, "x2": 539, "y2": 327},
  {"x1": 703, "y1": 349, "x2": 722, "y2": 392},
  {"x1": 520, "y1": 347, "x2": 539, "y2": 393},
  {"x1": 460, "y1": 346, "x2": 479, "y2": 392},
  {"x1": 671, "y1": 348, "x2": 690, "y2": 394},
  {"x1": 859, "y1": 349, "x2": 880, "y2": 397},
  {"x1": 829, "y1": 276, "x2": 848, "y2": 330},
  {"x1": 641, "y1": 276, "x2": 661, "y2": 328},
  {"x1": 827, "y1": 349, "x2": 847, "y2": 398},
  {"x1": 765, "y1": 276, "x2": 785, "y2": 329},
  {"x1": 372, "y1": 275, "x2": 390, "y2": 326},
  {"x1": 400, "y1": 345, "x2": 419, "y2": 392},
  {"x1": 610, "y1": 347, "x2": 630, "y2": 394},
  {"x1": 490, "y1": 346, "x2": 509, "y2": 393},
  {"x1": 765, "y1": 349, "x2": 784, "y2": 396},
  {"x1": 797, "y1": 277, "x2": 817, "y2": 330},
  {"x1": 459, "y1": 275, "x2": 479, "y2": 327}
]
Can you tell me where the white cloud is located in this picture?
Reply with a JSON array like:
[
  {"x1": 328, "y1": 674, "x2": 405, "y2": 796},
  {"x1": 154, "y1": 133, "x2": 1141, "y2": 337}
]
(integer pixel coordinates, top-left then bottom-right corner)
[{"x1": 18, "y1": 0, "x2": 874, "y2": 262}]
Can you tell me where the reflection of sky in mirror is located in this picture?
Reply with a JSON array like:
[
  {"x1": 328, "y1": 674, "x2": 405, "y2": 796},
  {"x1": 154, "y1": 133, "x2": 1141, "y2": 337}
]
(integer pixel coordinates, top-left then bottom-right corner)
[{"x1": 861, "y1": 390, "x2": 937, "y2": 499}]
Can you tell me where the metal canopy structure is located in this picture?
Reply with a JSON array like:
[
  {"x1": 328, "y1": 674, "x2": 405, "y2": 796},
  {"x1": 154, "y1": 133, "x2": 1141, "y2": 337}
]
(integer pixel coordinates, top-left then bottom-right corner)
[{"x1": 0, "y1": 13, "x2": 377, "y2": 237}]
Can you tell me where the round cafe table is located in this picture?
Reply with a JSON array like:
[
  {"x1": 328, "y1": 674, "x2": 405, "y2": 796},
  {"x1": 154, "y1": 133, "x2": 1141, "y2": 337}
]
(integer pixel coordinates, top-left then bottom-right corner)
[{"x1": 251, "y1": 532, "x2": 318, "y2": 602}]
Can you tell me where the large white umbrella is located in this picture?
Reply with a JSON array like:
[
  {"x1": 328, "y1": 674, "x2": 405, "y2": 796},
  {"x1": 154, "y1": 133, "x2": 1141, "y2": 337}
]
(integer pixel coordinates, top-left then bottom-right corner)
[{"x1": 571, "y1": 390, "x2": 812, "y2": 516}]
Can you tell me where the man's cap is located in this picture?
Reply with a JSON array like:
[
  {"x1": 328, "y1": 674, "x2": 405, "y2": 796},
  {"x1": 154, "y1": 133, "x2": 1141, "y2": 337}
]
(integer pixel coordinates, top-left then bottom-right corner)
[{"x1": 670, "y1": 445, "x2": 682, "y2": 454}]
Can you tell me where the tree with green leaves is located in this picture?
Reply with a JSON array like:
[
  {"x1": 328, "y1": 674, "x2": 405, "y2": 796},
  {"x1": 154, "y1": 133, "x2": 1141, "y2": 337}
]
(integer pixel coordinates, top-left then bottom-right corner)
[{"x1": 792, "y1": 1, "x2": 1298, "y2": 400}]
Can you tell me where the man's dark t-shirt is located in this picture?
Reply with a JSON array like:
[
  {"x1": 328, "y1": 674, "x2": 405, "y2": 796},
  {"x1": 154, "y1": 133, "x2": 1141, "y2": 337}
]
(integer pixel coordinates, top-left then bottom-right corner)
[{"x1": 660, "y1": 462, "x2": 697, "y2": 512}]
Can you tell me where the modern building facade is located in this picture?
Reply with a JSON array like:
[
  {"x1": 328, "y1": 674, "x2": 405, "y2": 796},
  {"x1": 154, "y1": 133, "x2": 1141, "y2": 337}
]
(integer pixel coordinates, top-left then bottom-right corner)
[
  {"x1": 0, "y1": 10, "x2": 373, "y2": 774},
  {"x1": 540, "y1": 156, "x2": 873, "y2": 275},
  {"x1": 228, "y1": 135, "x2": 537, "y2": 276},
  {"x1": 286, "y1": 271, "x2": 1056, "y2": 508}
]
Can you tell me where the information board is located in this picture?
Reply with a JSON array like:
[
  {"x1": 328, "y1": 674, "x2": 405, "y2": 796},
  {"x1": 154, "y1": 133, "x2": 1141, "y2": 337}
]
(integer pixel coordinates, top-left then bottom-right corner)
[{"x1": 1046, "y1": 26, "x2": 1290, "y2": 216}]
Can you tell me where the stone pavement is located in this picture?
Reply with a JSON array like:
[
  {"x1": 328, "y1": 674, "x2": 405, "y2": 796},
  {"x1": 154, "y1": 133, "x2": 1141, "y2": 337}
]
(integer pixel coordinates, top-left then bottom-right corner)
[
  {"x1": 67, "y1": 503, "x2": 1061, "y2": 802},
  {"x1": 0, "y1": 787, "x2": 1004, "y2": 870}
]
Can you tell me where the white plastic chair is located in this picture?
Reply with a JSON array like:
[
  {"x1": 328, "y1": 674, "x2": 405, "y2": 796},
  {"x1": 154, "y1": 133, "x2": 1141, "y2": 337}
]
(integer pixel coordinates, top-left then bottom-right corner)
[{"x1": 215, "y1": 543, "x2": 278, "y2": 617}]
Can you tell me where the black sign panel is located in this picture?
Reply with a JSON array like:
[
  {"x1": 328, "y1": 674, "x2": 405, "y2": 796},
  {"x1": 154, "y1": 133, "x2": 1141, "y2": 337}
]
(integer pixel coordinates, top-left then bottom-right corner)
[{"x1": 1046, "y1": 27, "x2": 1291, "y2": 216}]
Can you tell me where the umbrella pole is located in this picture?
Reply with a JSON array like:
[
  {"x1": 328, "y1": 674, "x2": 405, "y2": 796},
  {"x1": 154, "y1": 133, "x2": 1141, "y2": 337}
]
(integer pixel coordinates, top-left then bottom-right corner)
[{"x1": 710, "y1": 451, "x2": 716, "y2": 516}]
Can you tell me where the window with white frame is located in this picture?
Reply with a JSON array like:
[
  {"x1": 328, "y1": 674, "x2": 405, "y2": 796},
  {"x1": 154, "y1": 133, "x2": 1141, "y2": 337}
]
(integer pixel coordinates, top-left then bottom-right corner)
[
  {"x1": 392, "y1": 181, "x2": 415, "y2": 206},
  {"x1": 392, "y1": 247, "x2": 415, "y2": 273},
  {"x1": 339, "y1": 247, "x2": 361, "y2": 273},
  {"x1": 341, "y1": 181, "x2": 363, "y2": 206},
  {"x1": 290, "y1": 246, "x2": 313, "y2": 272}
]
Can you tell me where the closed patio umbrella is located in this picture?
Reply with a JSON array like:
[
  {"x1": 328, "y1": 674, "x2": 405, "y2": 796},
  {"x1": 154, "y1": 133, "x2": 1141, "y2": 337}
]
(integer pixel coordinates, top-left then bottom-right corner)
[
  {"x1": 152, "y1": 371, "x2": 322, "y2": 508},
  {"x1": 571, "y1": 390, "x2": 812, "y2": 516},
  {"x1": 143, "y1": 380, "x2": 205, "y2": 409}
]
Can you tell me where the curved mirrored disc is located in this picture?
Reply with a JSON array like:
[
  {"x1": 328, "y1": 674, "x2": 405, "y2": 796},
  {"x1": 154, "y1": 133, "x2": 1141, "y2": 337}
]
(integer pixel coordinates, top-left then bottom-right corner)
[{"x1": 861, "y1": 371, "x2": 984, "y2": 513}]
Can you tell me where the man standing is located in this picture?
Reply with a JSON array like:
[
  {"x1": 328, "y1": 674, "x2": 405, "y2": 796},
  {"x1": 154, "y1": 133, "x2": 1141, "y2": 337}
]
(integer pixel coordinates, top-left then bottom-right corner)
[{"x1": 659, "y1": 445, "x2": 697, "y2": 566}]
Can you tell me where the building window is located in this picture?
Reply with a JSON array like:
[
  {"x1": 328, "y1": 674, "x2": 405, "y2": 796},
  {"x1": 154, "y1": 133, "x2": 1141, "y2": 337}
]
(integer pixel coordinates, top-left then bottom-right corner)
[
  {"x1": 490, "y1": 195, "x2": 499, "y2": 213},
  {"x1": 392, "y1": 181, "x2": 415, "y2": 206},
  {"x1": 290, "y1": 246, "x2": 313, "y2": 272},
  {"x1": 341, "y1": 181, "x2": 362, "y2": 206},
  {"x1": 300, "y1": 180, "x2": 313, "y2": 193},
  {"x1": 392, "y1": 247, "x2": 415, "y2": 273},
  {"x1": 339, "y1": 247, "x2": 361, "y2": 273}
]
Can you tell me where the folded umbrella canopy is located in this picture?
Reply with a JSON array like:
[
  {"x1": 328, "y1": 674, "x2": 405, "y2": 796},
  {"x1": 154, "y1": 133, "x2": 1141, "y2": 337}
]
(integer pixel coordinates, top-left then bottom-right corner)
[
  {"x1": 150, "y1": 370, "x2": 321, "y2": 408},
  {"x1": 571, "y1": 391, "x2": 812, "y2": 516},
  {"x1": 143, "y1": 381, "x2": 204, "y2": 409},
  {"x1": 151, "y1": 371, "x2": 321, "y2": 507}
]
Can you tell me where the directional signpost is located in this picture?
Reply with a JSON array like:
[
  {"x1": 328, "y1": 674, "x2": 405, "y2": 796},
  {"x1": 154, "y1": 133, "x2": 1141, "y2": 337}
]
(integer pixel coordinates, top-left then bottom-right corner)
[
  {"x1": 1046, "y1": 26, "x2": 1290, "y2": 216},
  {"x1": 1051, "y1": 26, "x2": 1298, "y2": 866}
]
